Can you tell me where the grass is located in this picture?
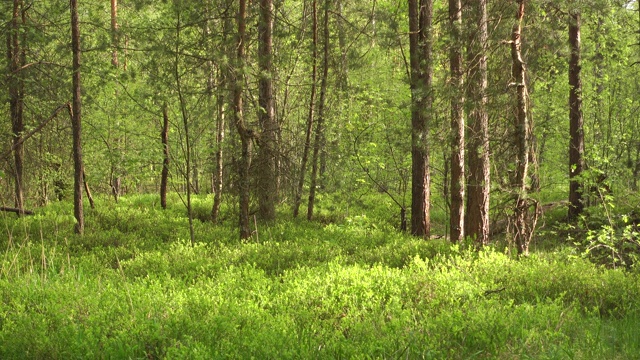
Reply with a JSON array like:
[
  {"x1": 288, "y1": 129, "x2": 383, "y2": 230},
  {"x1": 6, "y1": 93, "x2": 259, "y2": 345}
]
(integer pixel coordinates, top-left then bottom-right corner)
[{"x1": 0, "y1": 194, "x2": 639, "y2": 359}]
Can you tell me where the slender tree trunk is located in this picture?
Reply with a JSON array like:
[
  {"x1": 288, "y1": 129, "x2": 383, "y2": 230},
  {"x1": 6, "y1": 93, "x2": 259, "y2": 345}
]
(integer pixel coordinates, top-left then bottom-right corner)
[
  {"x1": 510, "y1": 0, "x2": 530, "y2": 255},
  {"x1": 336, "y1": 0, "x2": 348, "y2": 91},
  {"x1": 207, "y1": 1, "x2": 227, "y2": 223},
  {"x1": 160, "y1": 103, "x2": 170, "y2": 209},
  {"x1": 83, "y1": 169, "x2": 95, "y2": 209},
  {"x1": 307, "y1": 0, "x2": 329, "y2": 221},
  {"x1": 211, "y1": 69, "x2": 225, "y2": 222},
  {"x1": 448, "y1": 0, "x2": 464, "y2": 242},
  {"x1": 110, "y1": 0, "x2": 122, "y2": 202},
  {"x1": 8, "y1": 0, "x2": 25, "y2": 213},
  {"x1": 408, "y1": 0, "x2": 433, "y2": 238},
  {"x1": 568, "y1": 10, "x2": 584, "y2": 221},
  {"x1": 174, "y1": 8, "x2": 195, "y2": 245},
  {"x1": 192, "y1": 156, "x2": 200, "y2": 195},
  {"x1": 593, "y1": 17, "x2": 605, "y2": 160},
  {"x1": 111, "y1": 0, "x2": 118, "y2": 67},
  {"x1": 634, "y1": 7, "x2": 640, "y2": 191},
  {"x1": 257, "y1": 0, "x2": 278, "y2": 221},
  {"x1": 70, "y1": 0, "x2": 84, "y2": 234},
  {"x1": 465, "y1": 0, "x2": 490, "y2": 245},
  {"x1": 293, "y1": 0, "x2": 317, "y2": 218},
  {"x1": 235, "y1": 0, "x2": 252, "y2": 238}
]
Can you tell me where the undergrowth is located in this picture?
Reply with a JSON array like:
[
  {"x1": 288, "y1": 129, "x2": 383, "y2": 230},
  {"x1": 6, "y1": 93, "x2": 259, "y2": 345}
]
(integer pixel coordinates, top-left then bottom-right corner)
[{"x1": 0, "y1": 194, "x2": 639, "y2": 359}]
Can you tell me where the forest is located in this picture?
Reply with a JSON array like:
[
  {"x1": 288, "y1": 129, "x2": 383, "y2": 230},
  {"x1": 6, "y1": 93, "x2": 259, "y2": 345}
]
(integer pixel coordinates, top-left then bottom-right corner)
[{"x1": 1, "y1": 0, "x2": 640, "y2": 358}]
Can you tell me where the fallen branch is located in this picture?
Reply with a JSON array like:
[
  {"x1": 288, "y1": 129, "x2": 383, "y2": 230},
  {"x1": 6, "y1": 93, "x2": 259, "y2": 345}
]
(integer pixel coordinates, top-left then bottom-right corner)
[{"x1": 0, "y1": 206, "x2": 34, "y2": 215}]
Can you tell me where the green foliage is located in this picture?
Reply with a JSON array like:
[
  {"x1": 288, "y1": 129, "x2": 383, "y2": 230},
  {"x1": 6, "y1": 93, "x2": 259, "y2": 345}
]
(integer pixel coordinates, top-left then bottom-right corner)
[
  {"x1": 1, "y1": 195, "x2": 640, "y2": 359},
  {"x1": 555, "y1": 166, "x2": 640, "y2": 270},
  {"x1": 575, "y1": 194, "x2": 640, "y2": 270}
]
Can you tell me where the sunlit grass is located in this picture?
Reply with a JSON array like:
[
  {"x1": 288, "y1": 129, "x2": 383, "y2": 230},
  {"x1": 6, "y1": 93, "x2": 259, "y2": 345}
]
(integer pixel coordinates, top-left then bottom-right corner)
[{"x1": 0, "y1": 193, "x2": 639, "y2": 359}]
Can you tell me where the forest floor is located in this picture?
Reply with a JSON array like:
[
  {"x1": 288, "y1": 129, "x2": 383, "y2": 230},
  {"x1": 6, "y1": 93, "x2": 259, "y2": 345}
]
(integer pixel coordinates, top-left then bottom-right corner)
[{"x1": 0, "y1": 193, "x2": 639, "y2": 359}]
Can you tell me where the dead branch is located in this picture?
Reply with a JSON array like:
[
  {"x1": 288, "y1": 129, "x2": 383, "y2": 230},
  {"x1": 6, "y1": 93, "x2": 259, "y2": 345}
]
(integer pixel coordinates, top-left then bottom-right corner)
[
  {"x1": 0, "y1": 102, "x2": 70, "y2": 162},
  {"x1": 0, "y1": 206, "x2": 34, "y2": 215}
]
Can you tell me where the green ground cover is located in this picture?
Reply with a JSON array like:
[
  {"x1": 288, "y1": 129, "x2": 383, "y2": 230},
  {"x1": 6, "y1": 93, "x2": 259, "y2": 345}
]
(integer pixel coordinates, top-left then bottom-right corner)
[{"x1": 1, "y1": 194, "x2": 639, "y2": 359}]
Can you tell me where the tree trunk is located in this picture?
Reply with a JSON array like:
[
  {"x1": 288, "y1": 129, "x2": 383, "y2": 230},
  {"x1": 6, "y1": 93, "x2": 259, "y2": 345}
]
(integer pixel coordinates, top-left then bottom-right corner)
[
  {"x1": 257, "y1": 0, "x2": 278, "y2": 221},
  {"x1": 510, "y1": 0, "x2": 530, "y2": 255},
  {"x1": 192, "y1": 157, "x2": 200, "y2": 195},
  {"x1": 0, "y1": 102, "x2": 69, "y2": 163},
  {"x1": 174, "y1": 8, "x2": 195, "y2": 245},
  {"x1": 448, "y1": 0, "x2": 464, "y2": 242},
  {"x1": 465, "y1": 0, "x2": 490, "y2": 245},
  {"x1": 8, "y1": 0, "x2": 25, "y2": 213},
  {"x1": 70, "y1": 0, "x2": 84, "y2": 235},
  {"x1": 110, "y1": 0, "x2": 122, "y2": 202},
  {"x1": 160, "y1": 103, "x2": 170, "y2": 209},
  {"x1": 336, "y1": 0, "x2": 348, "y2": 91},
  {"x1": 408, "y1": 0, "x2": 433, "y2": 238},
  {"x1": 211, "y1": 68, "x2": 225, "y2": 222},
  {"x1": 593, "y1": 16, "x2": 605, "y2": 160},
  {"x1": 207, "y1": 0, "x2": 227, "y2": 223},
  {"x1": 83, "y1": 169, "x2": 95, "y2": 209},
  {"x1": 568, "y1": 10, "x2": 584, "y2": 221},
  {"x1": 235, "y1": 0, "x2": 252, "y2": 238},
  {"x1": 293, "y1": 0, "x2": 318, "y2": 218},
  {"x1": 307, "y1": 0, "x2": 329, "y2": 221},
  {"x1": 111, "y1": 0, "x2": 118, "y2": 67}
]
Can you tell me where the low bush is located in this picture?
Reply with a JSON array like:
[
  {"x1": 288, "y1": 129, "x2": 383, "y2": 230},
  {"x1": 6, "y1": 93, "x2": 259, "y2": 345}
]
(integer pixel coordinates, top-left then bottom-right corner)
[{"x1": 0, "y1": 194, "x2": 639, "y2": 359}]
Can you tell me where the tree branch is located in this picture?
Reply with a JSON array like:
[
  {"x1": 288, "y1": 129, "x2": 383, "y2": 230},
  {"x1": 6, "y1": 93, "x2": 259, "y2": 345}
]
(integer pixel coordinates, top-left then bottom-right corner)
[{"x1": 0, "y1": 102, "x2": 70, "y2": 162}]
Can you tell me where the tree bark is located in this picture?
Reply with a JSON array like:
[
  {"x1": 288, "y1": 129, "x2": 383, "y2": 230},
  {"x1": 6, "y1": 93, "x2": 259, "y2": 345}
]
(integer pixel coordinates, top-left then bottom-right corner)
[
  {"x1": 293, "y1": 0, "x2": 318, "y2": 218},
  {"x1": 465, "y1": 0, "x2": 490, "y2": 245},
  {"x1": 448, "y1": 0, "x2": 464, "y2": 242},
  {"x1": 211, "y1": 68, "x2": 225, "y2": 222},
  {"x1": 257, "y1": 0, "x2": 278, "y2": 221},
  {"x1": 235, "y1": 0, "x2": 252, "y2": 238},
  {"x1": 174, "y1": 8, "x2": 195, "y2": 245},
  {"x1": 336, "y1": 0, "x2": 348, "y2": 91},
  {"x1": 7, "y1": 0, "x2": 25, "y2": 213},
  {"x1": 408, "y1": 0, "x2": 433, "y2": 238},
  {"x1": 111, "y1": 0, "x2": 118, "y2": 67},
  {"x1": 0, "y1": 206, "x2": 33, "y2": 215},
  {"x1": 0, "y1": 103, "x2": 69, "y2": 163},
  {"x1": 307, "y1": 0, "x2": 329, "y2": 221},
  {"x1": 83, "y1": 169, "x2": 95, "y2": 209},
  {"x1": 568, "y1": 10, "x2": 584, "y2": 221},
  {"x1": 70, "y1": 0, "x2": 84, "y2": 235},
  {"x1": 110, "y1": 0, "x2": 122, "y2": 202},
  {"x1": 510, "y1": 0, "x2": 530, "y2": 255},
  {"x1": 160, "y1": 103, "x2": 170, "y2": 209},
  {"x1": 207, "y1": 0, "x2": 227, "y2": 223}
]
